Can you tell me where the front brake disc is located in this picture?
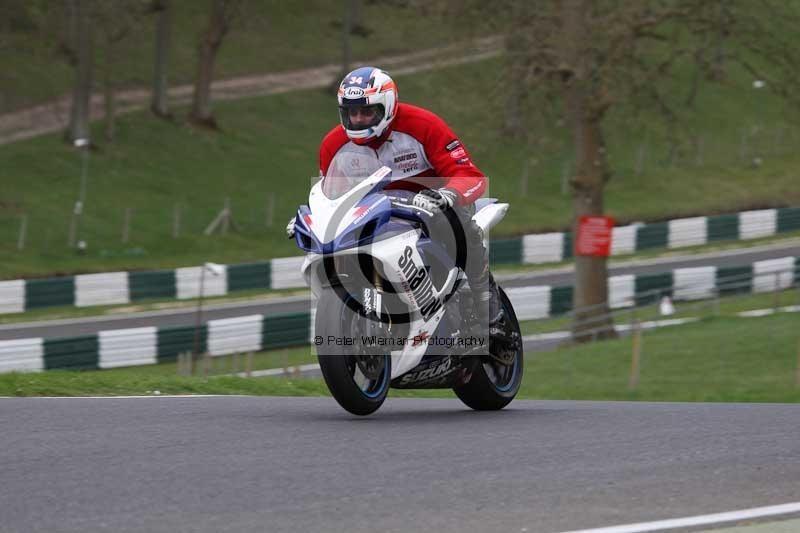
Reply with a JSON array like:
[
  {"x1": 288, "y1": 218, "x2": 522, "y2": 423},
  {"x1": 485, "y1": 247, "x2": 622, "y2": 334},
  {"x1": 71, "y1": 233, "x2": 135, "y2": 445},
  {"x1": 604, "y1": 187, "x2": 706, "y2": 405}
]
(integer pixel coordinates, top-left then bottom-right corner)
[{"x1": 355, "y1": 355, "x2": 385, "y2": 380}]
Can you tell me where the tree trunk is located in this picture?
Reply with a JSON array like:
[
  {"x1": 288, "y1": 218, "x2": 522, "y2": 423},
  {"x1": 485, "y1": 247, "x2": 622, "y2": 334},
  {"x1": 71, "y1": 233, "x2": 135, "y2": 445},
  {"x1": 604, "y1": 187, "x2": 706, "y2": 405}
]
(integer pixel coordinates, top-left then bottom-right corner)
[
  {"x1": 350, "y1": 0, "x2": 370, "y2": 37},
  {"x1": 352, "y1": 0, "x2": 361, "y2": 29},
  {"x1": 189, "y1": 0, "x2": 229, "y2": 129},
  {"x1": 568, "y1": 111, "x2": 616, "y2": 342},
  {"x1": 103, "y1": 28, "x2": 117, "y2": 141},
  {"x1": 503, "y1": 27, "x2": 525, "y2": 136},
  {"x1": 711, "y1": 0, "x2": 730, "y2": 81},
  {"x1": 561, "y1": 0, "x2": 615, "y2": 342},
  {"x1": 66, "y1": 0, "x2": 93, "y2": 144},
  {"x1": 151, "y1": 0, "x2": 172, "y2": 119},
  {"x1": 342, "y1": 0, "x2": 354, "y2": 76}
]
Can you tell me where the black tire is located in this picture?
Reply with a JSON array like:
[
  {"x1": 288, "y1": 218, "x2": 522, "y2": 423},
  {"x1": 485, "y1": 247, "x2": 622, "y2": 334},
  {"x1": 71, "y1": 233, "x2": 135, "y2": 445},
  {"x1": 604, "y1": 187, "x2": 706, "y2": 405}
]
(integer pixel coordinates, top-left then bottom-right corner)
[
  {"x1": 453, "y1": 286, "x2": 523, "y2": 410},
  {"x1": 315, "y1": 290, "x2": 391, "y2": 416}
]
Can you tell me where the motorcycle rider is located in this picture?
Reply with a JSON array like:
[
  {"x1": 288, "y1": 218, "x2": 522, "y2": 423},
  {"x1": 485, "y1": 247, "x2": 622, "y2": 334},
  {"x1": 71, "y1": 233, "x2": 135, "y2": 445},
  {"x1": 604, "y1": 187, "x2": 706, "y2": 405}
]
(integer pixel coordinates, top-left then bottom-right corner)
[{"x1": 288, "y1": 66, "x2": 502, "y2": 335}]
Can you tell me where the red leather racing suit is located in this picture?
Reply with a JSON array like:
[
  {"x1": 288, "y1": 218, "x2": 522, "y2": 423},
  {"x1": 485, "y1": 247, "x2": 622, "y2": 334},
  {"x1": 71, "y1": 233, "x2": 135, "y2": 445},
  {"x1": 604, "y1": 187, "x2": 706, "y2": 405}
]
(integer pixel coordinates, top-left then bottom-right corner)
[
  {"x1": 318, "y1": 102, "x2": 495, "y2": 330},
  {"x1": 319, "y1": 103, "x2": 487, "y2": 205}
]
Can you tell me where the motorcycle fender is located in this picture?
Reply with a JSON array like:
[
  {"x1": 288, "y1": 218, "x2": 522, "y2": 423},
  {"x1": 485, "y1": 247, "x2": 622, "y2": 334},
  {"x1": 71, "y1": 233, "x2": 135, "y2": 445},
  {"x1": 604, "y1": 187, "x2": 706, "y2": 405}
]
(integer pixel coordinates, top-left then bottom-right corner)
[
  {"x1": 301, "y1": 253, "x2": 322, "y2": 297},
  {"x1": 473, "y1": 202, "x2": 509, "y2": 234}
]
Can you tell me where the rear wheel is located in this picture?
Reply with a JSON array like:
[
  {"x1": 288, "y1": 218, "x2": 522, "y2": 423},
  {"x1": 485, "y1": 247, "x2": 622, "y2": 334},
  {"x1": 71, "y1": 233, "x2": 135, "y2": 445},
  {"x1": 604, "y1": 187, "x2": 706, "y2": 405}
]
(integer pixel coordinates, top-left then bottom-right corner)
[
  {"x1": 316, "y1": 290, "x2": 391, "y2": 416},
  {"x1": 453, "y1": 286, "x2": 523, "y2": 410}
]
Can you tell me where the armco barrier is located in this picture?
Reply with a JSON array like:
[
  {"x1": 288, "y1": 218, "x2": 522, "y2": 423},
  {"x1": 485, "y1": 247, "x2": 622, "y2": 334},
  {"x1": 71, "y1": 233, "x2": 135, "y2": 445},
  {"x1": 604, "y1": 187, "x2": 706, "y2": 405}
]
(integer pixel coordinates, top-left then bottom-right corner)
[
  {"x1": 1, "y1": 256, "x2": 796, "y2": 374},
  {"x1": 2, "y1": 207, "x2": 799, "y2": 315}
]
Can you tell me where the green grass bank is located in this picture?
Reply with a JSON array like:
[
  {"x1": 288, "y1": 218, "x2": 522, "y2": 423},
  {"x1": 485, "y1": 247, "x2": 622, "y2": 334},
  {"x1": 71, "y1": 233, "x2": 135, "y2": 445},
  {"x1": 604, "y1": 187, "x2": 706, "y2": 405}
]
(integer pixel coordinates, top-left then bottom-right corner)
[
  {"x1": 2, "y1": 55, "x2": 799, "y2": 279},
  {"x1": 3, "y1": 313, "x2": 798, "y2": 403}
]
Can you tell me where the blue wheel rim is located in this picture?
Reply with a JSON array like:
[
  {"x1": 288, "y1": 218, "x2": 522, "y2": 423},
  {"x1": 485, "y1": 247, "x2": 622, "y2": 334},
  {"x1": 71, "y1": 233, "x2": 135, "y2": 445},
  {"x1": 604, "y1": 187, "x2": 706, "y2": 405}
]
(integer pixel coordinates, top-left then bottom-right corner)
[{"x1": 485, "y1": 295, "x2": 521, "y2": 392}]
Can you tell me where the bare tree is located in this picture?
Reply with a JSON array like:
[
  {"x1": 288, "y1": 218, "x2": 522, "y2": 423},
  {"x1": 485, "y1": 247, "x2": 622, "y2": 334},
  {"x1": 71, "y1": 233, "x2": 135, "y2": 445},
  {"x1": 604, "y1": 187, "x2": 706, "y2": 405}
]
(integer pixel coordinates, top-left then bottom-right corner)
[
  {"x1": 65, "y1": 0, "x2": 93, "y2": 145},
  {"x1": 94, "y1": 1, "x2": 142, "y2": 141},
  {"x1": 341, "y1": 0, "x2": 354, "y2": 78},
  {"x1": 454, "y1": 0, "x2": 800, "y2": 340},
  {"x1": 150, "y1": 0, "x2": 172, "y2": 119},
  {"x1": 330, "y1": 0, "x2": 371, "y2": 92},
  {"x1": 189, "y1": 0, "x2": 244, "y2": 129}
]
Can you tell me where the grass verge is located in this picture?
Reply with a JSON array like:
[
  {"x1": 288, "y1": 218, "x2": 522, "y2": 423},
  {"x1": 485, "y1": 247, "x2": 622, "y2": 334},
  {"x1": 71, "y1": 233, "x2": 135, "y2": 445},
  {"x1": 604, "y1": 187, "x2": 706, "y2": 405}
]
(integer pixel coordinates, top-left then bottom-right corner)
[
  {"x1": 2, "y1": 55, "x2": 800, "y2": 279},
  {"x1": 520, "y1": 287, "x2": 800, "y2": 336},
  {"x1": 3, "y1": 313, "x2": 798, "y2": 403}
]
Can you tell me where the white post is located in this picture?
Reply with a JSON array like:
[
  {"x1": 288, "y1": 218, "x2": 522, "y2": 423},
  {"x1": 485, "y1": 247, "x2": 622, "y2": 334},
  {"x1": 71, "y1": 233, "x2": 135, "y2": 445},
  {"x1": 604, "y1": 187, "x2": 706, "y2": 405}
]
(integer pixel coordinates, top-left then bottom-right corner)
[
  {"x1": 628, "y1": 320, "x2": 642, "y2": 390},
  {"x1": 73, "y1": 138, "x2": 90, "y2": 247},
  {"x1": 17, "y1": 214, "x2": 28, "y2": 250},
  {"x1": 773, "y1": 271, "x2": 781, "y2": 311},
  {"x1": 172, "y1": 204, "x2": 181, "y2": 238},
  {"x1": 68, "y1": 201, "x2": 80, "y2": 247},
  {"x1": 192, "y1": 266, "x2": 206, "y2": 373},
  {"x1": 561, "y1": 160, "x2": 571, "y2": 195},
  {"x1": 795, "y1": 338, "x2": 800, "y2": 388},
  {"x1": 635, "y1": 142, "x2": 647, "y2": 176},
  {"x1": 519, "y1": 159, "x2": 529, "y2": 197},
  {"x1": 222, "y1": 197, "x2": 231, "y2": 235}
]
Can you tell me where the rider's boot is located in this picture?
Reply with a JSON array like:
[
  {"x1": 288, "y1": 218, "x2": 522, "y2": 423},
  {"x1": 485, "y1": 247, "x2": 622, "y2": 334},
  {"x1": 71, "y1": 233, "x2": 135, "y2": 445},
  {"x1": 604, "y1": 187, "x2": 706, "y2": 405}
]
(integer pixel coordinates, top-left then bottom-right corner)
[
  {"x1": 471, "y1": 270, "x2": 503, "y2": 333},
  {"x1": 460, "y1": 212, "x2": 503, "y2": 334}
]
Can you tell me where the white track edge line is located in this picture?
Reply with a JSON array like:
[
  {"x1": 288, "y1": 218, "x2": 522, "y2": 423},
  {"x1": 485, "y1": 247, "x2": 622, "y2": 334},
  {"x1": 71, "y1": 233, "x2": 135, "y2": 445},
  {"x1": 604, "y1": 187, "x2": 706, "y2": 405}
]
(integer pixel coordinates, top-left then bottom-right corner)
[{"x1": 557, "y1": 502, "x2": 800, "y2": 533}]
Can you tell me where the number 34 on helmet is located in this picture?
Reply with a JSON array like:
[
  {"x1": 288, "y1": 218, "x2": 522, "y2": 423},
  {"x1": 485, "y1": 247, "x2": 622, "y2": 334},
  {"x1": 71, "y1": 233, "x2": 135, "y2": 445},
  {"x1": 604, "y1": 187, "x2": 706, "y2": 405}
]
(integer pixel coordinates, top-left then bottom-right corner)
[{"x1": 337, "y1": 67, "x2": 398, "y2": 145}]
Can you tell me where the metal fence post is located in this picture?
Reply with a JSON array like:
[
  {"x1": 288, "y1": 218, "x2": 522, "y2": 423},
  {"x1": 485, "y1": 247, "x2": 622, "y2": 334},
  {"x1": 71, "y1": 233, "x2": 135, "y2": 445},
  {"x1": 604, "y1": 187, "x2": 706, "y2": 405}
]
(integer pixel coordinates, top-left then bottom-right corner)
[
  {"x1": 628, "y1": 319, "x2": 642, "y2": 390},
  {"x1": 222, "y1": 197, "x2": 231, "y2": 235},
  {"x1": 795, "y1": 338, "x2": 800, "y2": 388},
  {"x1": 17, "y1": 214, "x2": 27, "y2": 250},
  {"x1": 773, "y1": 271, "x2": 781, "y2": 311},
  {"x1": 172, "y1": 204, "x2": 181, "y2": 239}
]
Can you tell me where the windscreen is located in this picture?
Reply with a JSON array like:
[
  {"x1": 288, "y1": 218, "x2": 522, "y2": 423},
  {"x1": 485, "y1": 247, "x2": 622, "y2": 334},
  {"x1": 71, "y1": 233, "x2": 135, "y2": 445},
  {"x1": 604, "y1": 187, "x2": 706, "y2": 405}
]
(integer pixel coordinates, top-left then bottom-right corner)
[{"x1": 322, "y1": 149, "x2": 385, "y2": 200}]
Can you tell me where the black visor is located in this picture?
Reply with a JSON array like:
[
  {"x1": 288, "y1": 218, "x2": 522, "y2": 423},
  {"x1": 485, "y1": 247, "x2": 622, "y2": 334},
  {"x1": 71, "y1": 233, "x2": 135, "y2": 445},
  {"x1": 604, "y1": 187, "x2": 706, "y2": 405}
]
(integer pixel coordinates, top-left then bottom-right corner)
[{"x1": 339, "y1": 104, "x2": 385, "y2": 131}]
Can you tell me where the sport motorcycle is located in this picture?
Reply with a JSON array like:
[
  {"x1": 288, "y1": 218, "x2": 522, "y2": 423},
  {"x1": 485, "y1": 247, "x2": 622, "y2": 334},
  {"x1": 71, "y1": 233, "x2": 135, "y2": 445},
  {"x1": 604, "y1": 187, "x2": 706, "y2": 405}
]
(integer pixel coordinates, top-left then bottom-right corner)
[{"x1": 292, "y1": 150, "x2": 523, "y2": 415}]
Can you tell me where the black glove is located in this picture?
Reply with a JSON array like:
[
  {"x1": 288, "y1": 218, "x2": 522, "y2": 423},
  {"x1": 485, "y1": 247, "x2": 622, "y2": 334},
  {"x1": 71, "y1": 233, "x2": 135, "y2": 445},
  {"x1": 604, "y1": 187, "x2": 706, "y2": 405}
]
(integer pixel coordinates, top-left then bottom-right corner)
[{"x1": 412, "y1": 188, "x2": 458, "y2": 213}]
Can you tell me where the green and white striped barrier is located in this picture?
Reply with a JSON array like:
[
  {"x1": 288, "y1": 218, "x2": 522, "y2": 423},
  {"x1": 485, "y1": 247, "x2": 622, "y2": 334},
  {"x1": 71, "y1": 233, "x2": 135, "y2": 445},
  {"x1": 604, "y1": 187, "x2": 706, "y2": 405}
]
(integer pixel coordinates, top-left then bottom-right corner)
[
  {"x1": 499, "y1": 206, "x2": 800, "y2": 266},
  {"x1": 0, "y1": 312, "x2": 311, "y2": 372},
  {"x1": 2, "y1": 206, "x2": 798, "y2": 314},
  {"x1": 1, "y1": 256, "x2": 797, "y2": 374}
]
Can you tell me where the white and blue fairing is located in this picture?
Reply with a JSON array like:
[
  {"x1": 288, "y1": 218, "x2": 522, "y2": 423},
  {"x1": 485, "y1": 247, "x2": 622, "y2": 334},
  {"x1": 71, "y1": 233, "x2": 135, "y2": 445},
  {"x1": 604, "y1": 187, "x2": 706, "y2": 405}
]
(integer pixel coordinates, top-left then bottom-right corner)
[{"x1": 293, "y1": 154, "x2": 508, "y2": 379}]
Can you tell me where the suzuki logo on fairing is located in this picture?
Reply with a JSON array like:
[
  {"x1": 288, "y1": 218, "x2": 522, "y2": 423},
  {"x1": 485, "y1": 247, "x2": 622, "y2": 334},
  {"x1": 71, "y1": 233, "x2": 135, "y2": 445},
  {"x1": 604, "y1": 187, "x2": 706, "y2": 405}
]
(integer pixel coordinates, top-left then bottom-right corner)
[
  {"x1": 399, "y1": 357, "x2": 452, "y2": 385},
  {"x1": 343, "y1": 87, "x2": 365, "y2": 98},
  {"x1": 397, "y1": 246, "x2": 443, "y2": 321}
]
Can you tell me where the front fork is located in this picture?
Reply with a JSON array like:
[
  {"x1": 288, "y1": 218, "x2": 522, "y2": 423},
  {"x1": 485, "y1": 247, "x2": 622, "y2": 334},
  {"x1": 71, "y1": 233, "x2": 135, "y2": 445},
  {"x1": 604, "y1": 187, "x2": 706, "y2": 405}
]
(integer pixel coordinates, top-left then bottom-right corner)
[{"x1": 356, "y1": 274, "x2": 391, "y2": 377}]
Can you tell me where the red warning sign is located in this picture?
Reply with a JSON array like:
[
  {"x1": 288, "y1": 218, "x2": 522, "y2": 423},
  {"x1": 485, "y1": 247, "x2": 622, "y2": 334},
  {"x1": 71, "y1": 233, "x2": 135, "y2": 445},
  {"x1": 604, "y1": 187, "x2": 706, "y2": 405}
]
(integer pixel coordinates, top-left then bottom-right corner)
[{"x1": 575, "y1": 215, "x2": 614, "y2": 257}]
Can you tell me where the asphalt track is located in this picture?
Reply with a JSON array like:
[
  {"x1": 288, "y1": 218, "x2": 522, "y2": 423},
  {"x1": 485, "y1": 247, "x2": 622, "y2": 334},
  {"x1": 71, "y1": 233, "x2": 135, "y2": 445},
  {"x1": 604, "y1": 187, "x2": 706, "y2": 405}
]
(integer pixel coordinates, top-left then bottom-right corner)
[
  {"x1": 1, "y1": 240, "x2": 797, "y2": 341},
  {"x1": 1, "y1": 397, "x2": 799, "y2": 533}
]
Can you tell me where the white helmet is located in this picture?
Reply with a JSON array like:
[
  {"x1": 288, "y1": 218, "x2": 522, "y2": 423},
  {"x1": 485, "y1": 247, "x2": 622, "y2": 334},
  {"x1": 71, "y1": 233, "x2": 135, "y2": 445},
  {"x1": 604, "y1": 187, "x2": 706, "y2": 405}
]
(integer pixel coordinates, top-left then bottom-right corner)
[{"x1": 337, "y1": 67, "x2": 398, "y2": 144}]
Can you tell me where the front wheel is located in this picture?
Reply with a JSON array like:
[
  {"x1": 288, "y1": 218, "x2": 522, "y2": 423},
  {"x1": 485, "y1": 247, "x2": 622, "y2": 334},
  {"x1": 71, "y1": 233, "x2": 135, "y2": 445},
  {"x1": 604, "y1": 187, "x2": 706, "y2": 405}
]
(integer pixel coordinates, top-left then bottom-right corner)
[
  {"x1": 453, "y1": 286, "x2": 523, "y2": 410},
  {"x1": 315, "y1": 290, "x2": 391, "y2": 416}
]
